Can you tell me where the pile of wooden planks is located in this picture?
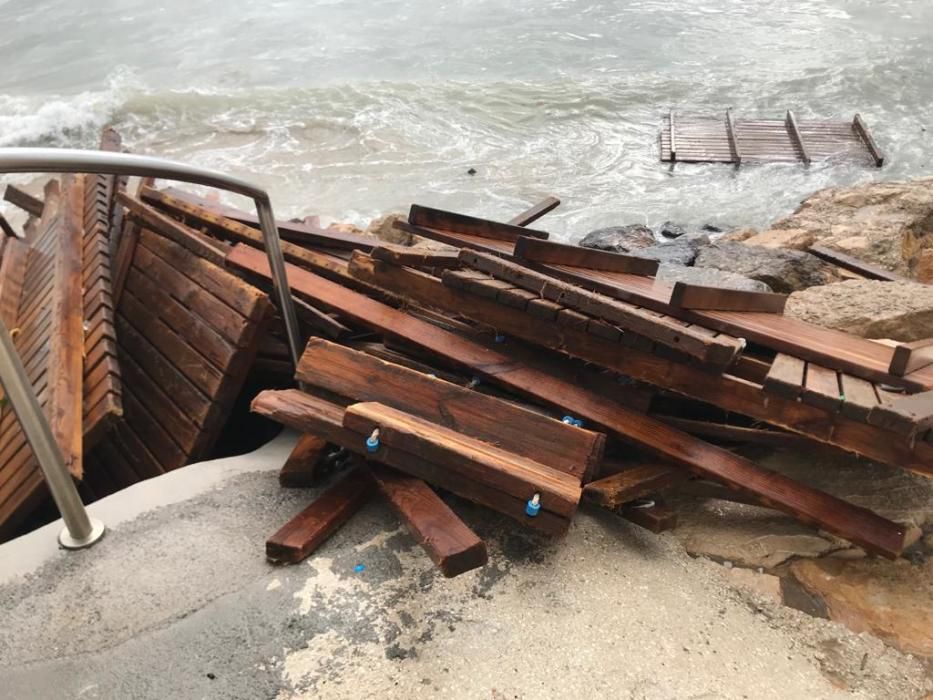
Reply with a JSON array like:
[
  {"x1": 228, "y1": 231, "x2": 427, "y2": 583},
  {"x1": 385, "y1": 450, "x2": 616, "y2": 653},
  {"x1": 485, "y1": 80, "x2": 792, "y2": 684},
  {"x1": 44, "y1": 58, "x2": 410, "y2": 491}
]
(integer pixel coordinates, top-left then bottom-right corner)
[{"x1": 2, "y1": 131, "x2": 929, "y2": 581}]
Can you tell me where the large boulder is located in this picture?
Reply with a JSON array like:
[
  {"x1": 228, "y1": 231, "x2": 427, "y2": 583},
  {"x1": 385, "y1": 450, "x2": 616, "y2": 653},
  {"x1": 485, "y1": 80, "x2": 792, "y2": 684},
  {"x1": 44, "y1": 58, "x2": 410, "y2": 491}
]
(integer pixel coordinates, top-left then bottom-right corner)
[
  {"x1": 578, "y1": 224, "x2": 654, "y2": 253},
  {"x1": 656, "y1": 263, "x2": 771, "y2": 292},
  {"x1": 633, "y1": 233, "x2": 710, "y2": 266},
  {"x1": 693, "y1": 241, "x2": 840, "y2": 293},
  {"x1": 765, "y1": 176, "x2": 933, "y2": 282},
  {"x1": 366, "y1": 213, "x2": 412, "y2": 245},
  {"x1": 785, "y1": 279, "x2": 933, "y2": 341}
]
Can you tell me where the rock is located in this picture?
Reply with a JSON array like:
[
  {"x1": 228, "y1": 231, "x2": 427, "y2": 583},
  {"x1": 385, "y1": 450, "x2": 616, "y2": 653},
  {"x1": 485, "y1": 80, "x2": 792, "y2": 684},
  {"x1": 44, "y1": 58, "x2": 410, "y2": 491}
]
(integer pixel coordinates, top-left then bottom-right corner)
[
  {"x1": 327, "y1": 222, "x2": 366, "y2": 236},
  {"x1": 741, "y1": 228, "x2": 817, "y2": 250},
  {"x1": 633, "y1": 233, "x2": 710, "y2": 266},
  {"x1": 767, "y1": 175, "x2": 933, "y2": 282},
  {"x1": 659, "y1": 221, "x2": 687, "y2": 239},
  {"x1": 785, "y1": 280, "x2": 933, "y2": 341},
  {"x1": 365, "y1": 213, "x2": 412, "y2": 246},
  {"x1": 725, "y1": 567, "x2": 783, "y2": 604},
  {"x1": 719, "y1": 228, "x2": 758, "y2": 242},
  {"x1": 578, "y1": 224, "x2": 654, "y2": 253},
  {"x1": 656, "y1": 263, "x2": 771, "y2": 292},
  {"x1": 789, "y1": 558, "x2": 933, "y2": 658},
  {"x1": 701, "y1": 223, "x2": 725, "y2": 233},
  {"x1": 693, "y1": 241, "x2": 841, "y2": 293}
]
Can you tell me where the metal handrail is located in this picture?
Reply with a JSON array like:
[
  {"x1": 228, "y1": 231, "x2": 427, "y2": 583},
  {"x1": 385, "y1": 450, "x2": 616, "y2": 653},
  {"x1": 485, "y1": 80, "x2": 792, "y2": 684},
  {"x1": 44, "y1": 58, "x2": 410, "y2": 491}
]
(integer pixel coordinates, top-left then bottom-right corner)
[{"x1": 0, "y1": 147, "x2": 303, "y2": 549}]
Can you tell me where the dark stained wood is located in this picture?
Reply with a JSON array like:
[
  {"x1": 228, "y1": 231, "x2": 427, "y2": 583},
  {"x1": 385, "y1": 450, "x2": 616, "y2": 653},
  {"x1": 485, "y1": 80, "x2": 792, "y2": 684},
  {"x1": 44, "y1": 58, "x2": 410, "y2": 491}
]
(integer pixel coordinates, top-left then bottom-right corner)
[
  {"x1": 583, "y1": 462, "x2": 685, "y2": 508},
  {"x1": 297, "y1": 339, "x2": 605, "y2": 481},
  {"x1": 456, "y1": 250, "x2": 742, "y2": 367},
  {"x1": 619, "y1": 498, "x2": 677, "y2": 533},
  {"x1": 371, "y1": 244, "x2": 461, "y2": 269},
  {"x1": 513, "y1": 236, "x2": 659, "y2": 276},
  {"x1": 251, "y1": 389, "x2": 570, "y2": 535},
  {"x1": 508, "y1": 196, "x2": 560, "y2": 227},
  {"x1": 889, "y1": 338, "x2": 933, "y2": 377},
  {"x1": 785, "y1": 110, "x2": 810, "y2": 165},
  {"x1": 279, "y1": 434, "x2": 329, "y2": 488},
  {"x1": 839, "y1": 373, "x2": 879, "y2": 421},
  {"x1": 853, "y1": 114, "x2": 884, "y2": 167},
  {"x1": 654, "y1": 416, "x2": 814, "y2": 449},
  {"x1": 408, "y1": 204, "x2": 549, "y2": 242},
  {"x1": 0, "y1": 238, "x2": 28, "y2": 329},
  {"x1": 762, "y1": 354, "x2": 805, "y2": 399},
  {"x1": 293, "y1": 298, "x2": 352, "y2": 341},
  {"x1": 0, "y1": 213, "x2": 16, "y2": 238},
  {"x1": 867, "y1": 391, "x2": 933, "y2": 438},
  {"x1": 366, "y1": 463, "x2": 487, "y2": 577},
  {"x1": 808, "y1": 245, "x2": 903, "y2": 282},
  {"x1": 111, "y1": 218, "x2": 140, "y2": 306},
  {"x1": 234, "y1": 246, "x2": 911, "y2": 553},
  {"x1": 668, "y1": 282, "x2": 787, "y2": 313},
  {"x1": 3, "y1": 185, "x2": 43, "y2": 218},
  {"x1": 265, "y1": 467, "x2": 375, "y2": 564},
  {"x1": 802, "y1": 363, "x2": 843, "y2": 413}
]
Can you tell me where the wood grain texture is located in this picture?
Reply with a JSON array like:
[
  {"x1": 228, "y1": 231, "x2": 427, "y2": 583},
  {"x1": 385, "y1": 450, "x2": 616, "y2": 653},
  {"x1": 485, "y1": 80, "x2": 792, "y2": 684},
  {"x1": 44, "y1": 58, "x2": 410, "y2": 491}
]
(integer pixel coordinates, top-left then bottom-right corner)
[
  {"x1": 266, "y1": 467, "x2": 375, "y2": 564},
  {"x1": 867, "y1": 391, "x2": 933, "y2": 438},
  {"x1": 408, "y1": 204, "x2": 549, "y2": 242},
  {"x1": 668, "y1": 282, "x2": 787, "y2": 313},
  {"x1": 367, "y1": 463, "x2": 487, "y2": 577},
  {"x1": 583, "y1": 462, "x2": 685, "y2": 508},
  {"x1": 3, "y1": 185, "x2": 43, "y2": 218},
  {"x1": 763, "y1": 354, "x2": 805, "y2": 400},
  {"x1": 808, "y1": 245, "x2": 902, "y2": 282},
  {"x1": 508, "y1": 196, "x2": 560, "y2": 227},
  {"x1": 371, "y1": 244, "x2": 461, "y2": 269},
  {"x1": 279, "y1": 434, "x2": 329, "y2": 488},
  {"x1": 513, "y1": 236, "x2": 659, "y2": 276},
  {"x1": 889, "y1": 339, "x2": 933, "y2": 377}
]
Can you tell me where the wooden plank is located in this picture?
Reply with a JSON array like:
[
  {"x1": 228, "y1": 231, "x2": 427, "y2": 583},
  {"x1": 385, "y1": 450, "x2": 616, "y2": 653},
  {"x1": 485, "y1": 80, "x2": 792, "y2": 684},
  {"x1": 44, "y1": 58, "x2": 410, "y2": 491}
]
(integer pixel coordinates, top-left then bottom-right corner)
[
  {"x1": 111, "y1": 219, "x2": 140, "y2": 305},
  {"x1": 839, "y1": 373, "x2": 879, "y2": 421},
  {"x1": 669, "y1": 110, "x2": 677, "y2": 162},
  {"x1": 456, "y1": 250, "x2": 742, "y2": 367},
  {"x1": 513, "y1": 236, "x2": 659, "y2": 276},
  {"x1": 725, "y1": 109, "x2": 742, "y2": 165},
  {"x1": 293, "y1": 298, "x2": 351, "y2": 341},
  {"x1": 3, "y1": 185, "x2": 43, "y2": 217},
  {"x1": 867, "y1": 391, "x2": 933, "y2": 438},
  {"x1": 808, "y1": 245, "x2": 903, "y2": 282},
  {"x1": 297, "y1": 339, "x2": 605, "y2": 481},
  {"x1": 785, "y1": 111, "x2": 810, "y2": 165},
  {"x1": 251, "y1": 390, "x2": 570, "y2": 535},
  {"x1": 279, "y1": 434, "x2": 329, "y2": 488},
  {"x1": 0, "y1": 238, "x2": 28, "y2": 328},
  {"x1": 620, "y1": 498, "x2": 678, "y2": 533},
  {"x1": 366, "y1": 463, "x2": 487, "y2": 578},
  {"x1": 0, "y1": 213, "x2": 16, "y2": 238},
  {"x1": 236, "y1": 247, "x2": 908, "y2": 554},
  {"x1": 265, "y1": 468, "x2": 375, "y2": 564},
  {"x1": 508, "y1": 197, "x2": 561, "y2": 227},
  {"x1": 889, "y1": 338, "x2": 933, "y2": 377},
  {"x1": 583, "y1": 462, "x2": 686, "y2": 508},
  {"x1": 668, "y1": 282, "x2": 787, "y2": 313},
  {"x1": 343, "y1": 402, "x2": 582, "y2": 519},
  {"x1": 655, "y1": 416, "x2": 814, "y2": 449},
  {"x1": 408, "y1": 204, "x2": 549, "y2": 242},
  {"x1": 371, "y1": 244, "x2": 461, "y2": 269},
  {"x1": 802, "y1": 363, "x2": 843, "y2": 413},
  {"x1": 117, "y1": 193, "x2": 228, "y2": 265},
  {"x1": 763, "y1": 354, "x2": 806, "y2": 399},
  {"x1": 853, "y1": 114, "x2": 884, "y2": 167}
]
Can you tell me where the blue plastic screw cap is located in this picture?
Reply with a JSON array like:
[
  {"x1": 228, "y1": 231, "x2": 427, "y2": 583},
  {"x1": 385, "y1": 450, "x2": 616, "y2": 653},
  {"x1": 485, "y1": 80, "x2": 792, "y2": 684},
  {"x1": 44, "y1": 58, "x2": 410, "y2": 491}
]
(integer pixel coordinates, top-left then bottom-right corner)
[
  {"x1": 365, "y1": 429, "x2": 380, "y2": 453},
  {"x1": 494, "y1": 333, "x2": 506, "y2": 344},
  {"x1": 573, "y1": 418, "x2": 585, "y2": 428},
  {"x1": 562, "y1": 415, "x2": 575, "y2": 425},
  {"x1": 525, "y1": 493, "x2": 541, "y2": 517}
]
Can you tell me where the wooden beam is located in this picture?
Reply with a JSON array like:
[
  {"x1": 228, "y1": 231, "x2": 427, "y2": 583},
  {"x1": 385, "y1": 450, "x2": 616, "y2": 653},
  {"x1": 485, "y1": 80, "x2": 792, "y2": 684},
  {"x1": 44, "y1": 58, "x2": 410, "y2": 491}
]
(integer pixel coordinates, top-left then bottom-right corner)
[
  {"x1": 669, "y1": 110, "x2": 677, "y2": 162},
  {"x1": 868, "y1": 391, "x2": 933, "y2": 438},
  {"x1": 620, "y1": 498, "x2": 677, "y2": 533},
  {"x1": 583, "y1": 461, "x2": 686, "y2": 508},
  {"x1": 297, "y1": 338, "x2": 605, "y2": 481},
  {"x1": 653, "y1": 416, "x2": 814, "y2": 449},
  {"x1": 889, "y1": 339, "x2": 933, "y2": 377},
  {"x1": 802, "y1": 363, "x2": 843, "y2": 413},
  {"x1": 408, "y1": 204, "x2": 549, "y2": 242},
  {"x1": 279, "y1": 434, "x2": 329, "y2": 487},
  {"x1": 508, "y1": 196, "x2": 561, "y2": 227},
  {"x1": 231, "y1": 246, "x2": 909, "y2": 555},
  {"x1": 808, "y1": 245, "x2": 903, "y2": 282},
  {"x1": 514, "y1": 236, "x2": 659, "y2": 276},
  {"x1": 3, "y1": 185, "x2": 43, "y2": 218},
  {"x1": 266, "y1": 467, "x2": 375, "y2": 564},
  {"x1": 786, "y1": 110, "x2": 810, "y2": 165},
  {"x1": 853, "y1": 114, "x2": 884, "y2": 167},
  {"x1": 371, "y1": 244, "x2": 461, "y2": 269},
  {"x1": 0, "y1": 213, "x2": 16, "y2": 238},
  {"x1": 763, "y1": 354, "x2": 806, "y2": 400},
  {"x1": 293, "y1": 298, "x2": 351, "y2": 341},
  {"x1": 668, "y1": 282, "x2": 787, "y2": 313},
  {"x1": 725, "y1": 109, "x2": 742, "y2": 165},
  {"x1": 366, "y1": 464, "x2": 487, "y2": 577}
]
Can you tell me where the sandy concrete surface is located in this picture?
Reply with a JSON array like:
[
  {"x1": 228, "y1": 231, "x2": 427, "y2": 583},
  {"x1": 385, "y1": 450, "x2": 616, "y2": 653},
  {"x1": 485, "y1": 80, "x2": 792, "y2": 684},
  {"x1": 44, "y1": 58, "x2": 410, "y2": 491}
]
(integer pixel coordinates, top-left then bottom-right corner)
[{"x1": 0, "y1": 431, "x2": 929, "y2": 700}]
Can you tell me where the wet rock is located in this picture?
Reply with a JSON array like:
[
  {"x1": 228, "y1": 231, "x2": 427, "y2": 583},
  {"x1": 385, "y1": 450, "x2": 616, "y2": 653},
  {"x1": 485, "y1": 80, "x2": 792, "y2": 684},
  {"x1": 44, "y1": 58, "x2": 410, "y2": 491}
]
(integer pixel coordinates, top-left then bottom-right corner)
[
  {"x1": 767, "y1": 175, "x2": 933, "y2": 282},
  {"x1": 789, "y1": 558, "x2": 933, "y2": 658},
  {"x1": 693, "y1": 241, "x2": 841, "y2": 293},
  {"x1": 578, "y1": 224, "x2": 654, "y2": 253},
  {"x1": 785, "y1": 280, "x2": 933, "y2": 341},
  {"x1": 366, "y1": 213, "x2": 413, "y2": 246},
  {"x1": 656, "y1": 263, "x2": 771, "y2": 292},
  {"x1": 659, "y1": 221, "x2": 688, "y2": 239},
  {"x1": 633, "y1": 233, "x2": 710, "y2": 266}
]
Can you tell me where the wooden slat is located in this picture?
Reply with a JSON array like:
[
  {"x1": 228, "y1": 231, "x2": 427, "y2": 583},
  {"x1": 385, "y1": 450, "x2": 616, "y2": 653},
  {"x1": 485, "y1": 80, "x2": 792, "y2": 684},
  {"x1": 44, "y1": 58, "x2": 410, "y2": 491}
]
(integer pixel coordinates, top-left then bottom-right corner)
[
  {"x1": 366, "y1": 463, "x2": 488, "y2": 578},
  {"x1": 508, "y1": 196, "x2": 560, "y2": 227},
  {"x1": 655, "y1": 416, "x2": 814, "y2": 449},
  {"x1": 785, "y1": 111, "x2": 810, "y2": 165},
  {"x1": 408, "y1": 204, "x2": 549, "y2": 242},
  {"x1": 265, "y1": 468, "x2": 375, "y2": 564},
  {"x1": 0, "y1": 213, "x2": 16, "y2": 238},
  {"x1": 514, "y1": 236, "x2": 659, "y2": 276},
  {"x1": 297, "y1": 339, "x2": 605, "y2": 480},
  {"x1": 371, "y1": 244, "x2": 461, "y2": 269},
  {"x1": 233, "y1": 246, "x2": 910, "y2": 554},
  {"x1": 802, "y1": 363, "x2": 843, "y2": 413},
  {"x1": 279, "y1": 434, "x2": 329, "y2": 488},
  {"x1": 764, "y1": 354, "x2": 806, "y2": 399},
  {"x1": 889, "y1": 339, "x2": 933, "y2": 377},
  {"x1": 668, "y1": 282, "x2": 787, "y2": 313},
  {"x1": 620, "y1": 498, "x2": 677, "y2": 533},
  {"x1": 118, "y1": 193, "x2": 228, "y2": 265},
  {"x1": 839, "y1": 374, "x2": 879, "y2": 421},
  {"x1": 867, "y1": 391, "x2": 933, "y2": 438},
  {"x1": 725, "y1": 109, "x2": 742, "y2": 164},
  {"x1": 0, "y1": 238, "x2": 28, "y2": 328},
  {"x1": 808, "y1": 244, "x2": 903, "y2": 282},
  {"x1": 583, "y1": 462, "x2": 686, "y2": 508},
  {"x1": 853, "y1": 114, "x2": 884, "y2": 167},
  {"x1": 3, "y1": 185, "x2": 43, "y2": 217}
]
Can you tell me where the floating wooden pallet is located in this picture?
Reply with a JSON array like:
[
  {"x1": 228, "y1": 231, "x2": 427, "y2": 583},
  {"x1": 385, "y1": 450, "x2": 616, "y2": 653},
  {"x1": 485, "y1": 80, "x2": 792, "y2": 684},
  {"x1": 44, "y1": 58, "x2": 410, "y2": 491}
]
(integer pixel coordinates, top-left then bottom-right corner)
[{"x1": 660, "y1": 111, "x2": 884, "y2": 167}]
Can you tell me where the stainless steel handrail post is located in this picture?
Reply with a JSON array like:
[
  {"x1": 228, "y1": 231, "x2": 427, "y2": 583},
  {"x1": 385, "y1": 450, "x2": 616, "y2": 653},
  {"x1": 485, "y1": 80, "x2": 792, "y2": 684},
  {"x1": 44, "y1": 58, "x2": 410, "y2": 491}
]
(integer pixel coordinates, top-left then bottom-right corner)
[
  {"x1": 0, "y1": 318, "x2": 105, "y2": 548},
  {"x1": 0, "y1": 147, "x2": 304, "y2": 549}
]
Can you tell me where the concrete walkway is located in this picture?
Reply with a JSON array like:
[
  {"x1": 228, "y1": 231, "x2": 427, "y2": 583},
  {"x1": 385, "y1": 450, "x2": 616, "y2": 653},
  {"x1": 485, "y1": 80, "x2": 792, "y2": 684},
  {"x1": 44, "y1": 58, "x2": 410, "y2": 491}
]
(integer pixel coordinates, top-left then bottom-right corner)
[{"x1": 0, "y1": 431, "x2": 928, "y2": 699}]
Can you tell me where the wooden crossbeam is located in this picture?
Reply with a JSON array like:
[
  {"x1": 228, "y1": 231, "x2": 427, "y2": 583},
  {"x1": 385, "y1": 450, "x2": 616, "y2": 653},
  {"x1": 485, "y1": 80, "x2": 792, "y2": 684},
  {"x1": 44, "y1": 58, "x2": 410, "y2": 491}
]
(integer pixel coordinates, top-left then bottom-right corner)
[
  {"x1": 853, "y1": 114, "x2": 884, "y2": 167},
  {"x1": 0, "y1": 213, "x2": 16, "y2": 238},
  {"x1": 889, "y1": 339, "x2": 933, "y2": 377},
  {"x1": 785, "y1": 111, "x2": 810, "y2": 165},
  {"x1": 408, "y1": 204, "x2": 549, "y2": 242},
  {"x1": 807, "y1": 245, "x2": 903, "y2": 282},
  {"x1": 514, "y1": 236, "x2": 659, "y2": 276},
  {"x1": 868, "y1": 391, "x2": 933, "y2": 439},
  {"x1": 668, "y1": 282, "x2": 787, "y2": 313},
  {"x1": 279, "y1": 434, "x2": 329, "y2": 487},
  {"x1": 508, "y1": 196, "x2": 560, "y2": 227},
  {"x1": 371, "y1": 244, "x2": 461, "y2": 269},
  {"x1": 583, "y1": 461, "x2": 686, "y2": 508},
  {"x1": 3, "y1": 185, "x2": 43, "y2": 218}
]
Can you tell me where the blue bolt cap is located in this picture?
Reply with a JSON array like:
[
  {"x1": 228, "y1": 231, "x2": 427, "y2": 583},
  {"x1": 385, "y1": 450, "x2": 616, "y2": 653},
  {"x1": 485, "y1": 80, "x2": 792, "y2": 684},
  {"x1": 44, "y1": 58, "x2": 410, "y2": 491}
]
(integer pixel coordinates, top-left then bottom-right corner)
[
  {"x1": 573, "y1": 418, "x2": 585, "y2": 428},
  {"x1": 494, "y1": 334, "x2": 506, "y2": 343},
  {"x1": 562, "y1": 415, "x2": 575, "y2": 424},
  {"x1": 525, "y1": 499, "x2": 541, "y2": 517},
  {"x1": 365, "y1": 436, "x2": 380, "y2": 453}
]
